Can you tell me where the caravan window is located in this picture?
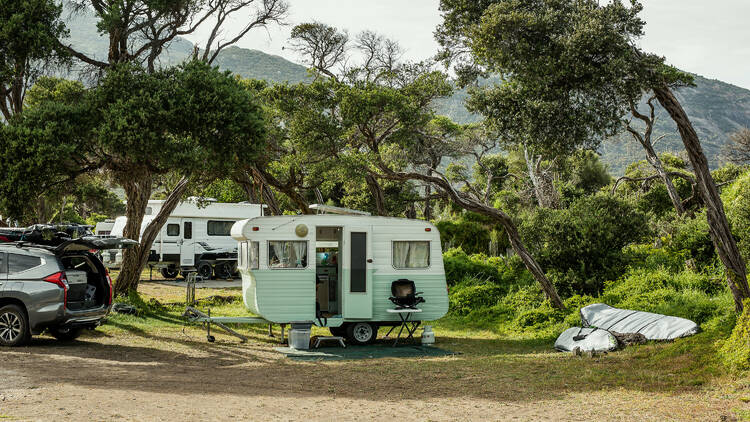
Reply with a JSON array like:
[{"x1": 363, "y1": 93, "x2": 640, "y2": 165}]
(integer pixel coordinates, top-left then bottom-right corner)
[
  {"x1": 238, "y1": 242, "x2": 259, "y2": 270},
  {"x1": 268, "y1": 241, "x2": 307, "y2": 269},
  {"x1": 166, "y1": 224, "x2": 179, "y2": 236},
  {"x1": 238, "y1": 242, "x2": 247, "y2": 269},
  {"x1": 250, "y1": 242, "x2": 259, "y2": 269},
  {"x1": 207, "y1": 220, "x2": 235, "y2": 236},
  {"x1": 392, "y1": 241, "x2": 430, "y2": 269}
]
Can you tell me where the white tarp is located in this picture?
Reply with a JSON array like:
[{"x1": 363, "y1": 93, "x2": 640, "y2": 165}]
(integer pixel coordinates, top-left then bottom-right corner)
[
  {"x1": 554, "y1": 327, "x2": 618, "y2": 352},
  {"x1": 580, "y1": 303, "x2": 699, "y2": 341}
]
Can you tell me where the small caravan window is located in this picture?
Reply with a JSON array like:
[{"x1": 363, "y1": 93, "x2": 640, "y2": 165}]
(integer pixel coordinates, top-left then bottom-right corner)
[
  {"x1": 268, "y1": 241, "x2": 307, "y2": 269},
  {"x1": 392, "y1": 241, "x2": 430, "y2": 269},
  {"x1": 238, "y1": 242, "x2": 247, "y2": 269},
  {"x1": 250, "y1": 242, "x2": 259, "y2": 270},
  {"x1": 207, "y1": 220, "x2": 235, "y2": 236},
  {"x1": 184, "y1": 222, "x2": 192, "y2": 239},
  {"x1": 166, "y1": 224, "x2": 180, "y2": 236},
  {"x1": 238, "y1": 241, "x2": 259, "y2": 270}
]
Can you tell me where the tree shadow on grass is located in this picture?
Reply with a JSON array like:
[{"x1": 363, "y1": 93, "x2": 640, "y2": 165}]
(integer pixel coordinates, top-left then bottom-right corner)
[{"x1": 3, "y1": 320, "x2": 726, "y2": 405}]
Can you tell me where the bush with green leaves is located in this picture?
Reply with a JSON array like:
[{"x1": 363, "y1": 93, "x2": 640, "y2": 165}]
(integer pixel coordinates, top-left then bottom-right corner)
[
  {"x1": 722, "y1": 170, "x2": 750, "y2": 263},
  {"x1": 519, "y1": 194, "x2": 650, "y2": 296},
  {"x1": 449, "y1": 277, "x2": 508, "y2": 316},
  {"x1": 719, "y1": 299, "x2": 750, "y2": 371},
  {"x1": 665, "y1": 213, "x2": 716, "y2": 268}
]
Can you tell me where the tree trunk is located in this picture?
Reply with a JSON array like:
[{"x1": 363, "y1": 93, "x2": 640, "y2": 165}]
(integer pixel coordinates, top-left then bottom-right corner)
[
  {"x1": 524, "y1": 146, "x2": 558, "y2": 209},
  {"x1": 627, "y1": 100, "x2": 685, "y2": 216},
  {"x1": 365, "y1": 173, "x2": 387, "y2": 216},
  {"x1": 653, "y1": 85, "x2": 750, "y2": 312},
  {"x1": 114, "y1": 177, "x2": 191, "y2": 297},
  {"x1": 114, "y1": 175, "x2": 153, "y2": 297},
  {"x1": 649, "y1": 153, "x2": 685, "y2": 215},
  {"x1": 251, "y1": 166, "x2": 311, "y2": 214}
]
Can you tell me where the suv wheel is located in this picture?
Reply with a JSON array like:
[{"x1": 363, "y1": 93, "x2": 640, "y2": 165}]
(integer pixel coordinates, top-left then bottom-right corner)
[
  {"x1": 49, "y1": 326, "x2": 82, "y2": 342},
  {"x1": 0, "y1": 305, "x2": 29, "y2": 347},
  {"x1": 346, "y1": 322, "x2": 378, "y2": 345}
]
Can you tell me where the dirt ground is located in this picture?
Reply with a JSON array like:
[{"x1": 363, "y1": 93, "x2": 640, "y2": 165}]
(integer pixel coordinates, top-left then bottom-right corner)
[{"x1": 0, "y1": 283, "x2": 748, "y2": 421}]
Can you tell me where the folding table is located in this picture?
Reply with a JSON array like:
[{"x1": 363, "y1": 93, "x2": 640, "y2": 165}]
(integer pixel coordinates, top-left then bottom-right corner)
[{"x1": 384, "y1": 308, "x2": 423, "y2": 346}]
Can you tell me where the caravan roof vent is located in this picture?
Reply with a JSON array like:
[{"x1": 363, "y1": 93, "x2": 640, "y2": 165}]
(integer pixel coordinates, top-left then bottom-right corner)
[{"x1": 308, "y1": 204, "x2": 371, "y2": 216}]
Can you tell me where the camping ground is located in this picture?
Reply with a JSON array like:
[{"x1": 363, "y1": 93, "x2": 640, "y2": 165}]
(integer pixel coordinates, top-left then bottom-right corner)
[{"x1": 0, "y1": 281, "x2": 748, "y2": 421}]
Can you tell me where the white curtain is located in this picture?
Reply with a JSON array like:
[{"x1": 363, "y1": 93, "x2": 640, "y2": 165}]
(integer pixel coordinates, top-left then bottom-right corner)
[
  {"x1": 293, "y1": 242, "x2": 307, "y2": 268},
  {"x1": 269, "y1": 241, "x2": 306, "y2": 268},
  {"x1": 408, "y1": 242, "x2": 430, "y2": 268},
  {"x1": 393, "y1": 242, "x2": 410, "y2": 268}
]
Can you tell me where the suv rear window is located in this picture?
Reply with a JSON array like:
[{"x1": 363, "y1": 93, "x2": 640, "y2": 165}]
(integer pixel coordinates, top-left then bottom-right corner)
[{"x1": 8, "y1": 254, "x2": 42, "y2": 273}]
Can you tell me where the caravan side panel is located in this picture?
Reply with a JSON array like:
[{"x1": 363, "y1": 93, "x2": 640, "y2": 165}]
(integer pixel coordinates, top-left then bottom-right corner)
[
  {"x1": 370, "y1": 223, "x2": 449, "y2": 322},
  {"x1": 252, "y1": 270, "x2": 315, "y2": 323}
]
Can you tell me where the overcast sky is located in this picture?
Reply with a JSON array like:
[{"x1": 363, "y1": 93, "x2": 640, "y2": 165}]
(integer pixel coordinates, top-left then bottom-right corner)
[{"x1": 184, "y1": 0, "x2": 750, "y2": 89}]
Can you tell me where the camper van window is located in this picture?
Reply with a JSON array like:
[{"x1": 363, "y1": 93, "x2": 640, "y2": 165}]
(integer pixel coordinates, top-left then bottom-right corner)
[
  {"x1": 250, "y1": 242, "x2": 259, "y2": 269},
  {"x1": 238, "y1": 242, "x2": 247, "y2": 269},
  {"x1": 184, "y1": 222, "x2": 192, "y2": 239},
  {"x1": 392, "y1": 241, "x2": 430, "y2": 269},
  {"x1": 268, "y1": 241, "x2": 307, "y2": 269},
  {"x1": 207, "y1": 220, "x2": 235, "y2": 236},
  {"x1": 167, "y1": 224, "x2": 180, "y2": 236}
]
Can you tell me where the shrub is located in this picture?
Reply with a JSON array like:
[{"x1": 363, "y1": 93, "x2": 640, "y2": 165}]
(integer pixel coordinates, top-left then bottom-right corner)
[
  {"x1": 622, "y1": 243, "x2": 686, "y2": 273},
  {"x1": 722, "y1": 170, "x2": 750, "y2": 263},
  {"x1": 514, "y1": 301, "x2": 566, "y2": 330},
  {"x1": 443, "y1": 248, "x2": 501, "y2": 285},
  {"x1": 719, "y1": 299, "x2": 750, "y2": 371},
  {"x1": 666, "y1": 213, "x2": 715, "y2": 268},
  {"x1": 449, "y1": 277, "x2": 507, "y2": 316},
  {"x1": 520, "y1": 194, "x2": 650, "y2": 295}
]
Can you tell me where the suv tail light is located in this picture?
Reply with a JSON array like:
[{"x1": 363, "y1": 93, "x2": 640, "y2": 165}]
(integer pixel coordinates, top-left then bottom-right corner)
[
  {"x1": 43, "y1": 272, "x2": 69, "y2": 307},
  {"x1": 105, "y1": 270, "x2": 114, "y2": 305}
]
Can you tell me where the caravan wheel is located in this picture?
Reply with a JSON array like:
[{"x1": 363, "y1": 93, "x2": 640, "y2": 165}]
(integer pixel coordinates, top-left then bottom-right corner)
[
  {"x1": 197, "y1": 262, "x2": 213, "y2": 280},
  {"x1": 346, "y1": 322, "x2": 378, "y2": 345},
  {"x1": 160, "y1": 267, "x2": 179, "y2": 279}
]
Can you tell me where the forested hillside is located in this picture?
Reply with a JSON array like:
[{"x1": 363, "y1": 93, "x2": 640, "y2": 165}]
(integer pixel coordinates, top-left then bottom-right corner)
[{"x1": 62, "y1": 7, "x2": 750, "y2": 175}]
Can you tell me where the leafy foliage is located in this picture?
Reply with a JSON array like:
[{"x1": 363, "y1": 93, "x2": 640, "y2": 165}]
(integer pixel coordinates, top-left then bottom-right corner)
[
  {"x1": 520, "y1": 194, "x2": 650, "y2": 295},
  {"x1": 719, "y1": 299, "x2": 750, "y2": 371}
]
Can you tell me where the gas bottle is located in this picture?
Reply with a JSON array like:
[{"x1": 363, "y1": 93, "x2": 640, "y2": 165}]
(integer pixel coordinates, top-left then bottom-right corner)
[{"x1": 421, "y1": 325, "x2": 435, "y2": 345}]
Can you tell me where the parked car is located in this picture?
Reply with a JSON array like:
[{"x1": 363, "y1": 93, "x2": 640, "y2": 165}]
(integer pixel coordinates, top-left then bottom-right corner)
[{"x1": 0, "y1": 236, "x2": 136, "y2": 346}]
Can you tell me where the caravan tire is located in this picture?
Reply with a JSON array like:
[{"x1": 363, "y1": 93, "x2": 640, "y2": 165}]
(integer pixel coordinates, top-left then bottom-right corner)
[
  {"x1": 346, "y1": 322, "x2": 378, "y2": 345},
  {"x1": 160, "y1": 267, "x2": 179, "y2": 279},
  {"x1": 214, "y1": 263, "x2": 233, "y2": 280},
  {"x1": 197, "y1": 262, "x2": 213, "y2": 280}
]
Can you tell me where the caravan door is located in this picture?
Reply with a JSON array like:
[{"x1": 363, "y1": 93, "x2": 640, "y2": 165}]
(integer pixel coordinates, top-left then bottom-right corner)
[
  {"x1": 179, "y1": 219, "x2": 196, "y2": 267},
  {"x1": 343, "y1": 226, "x2": 372, "y2": 319}
]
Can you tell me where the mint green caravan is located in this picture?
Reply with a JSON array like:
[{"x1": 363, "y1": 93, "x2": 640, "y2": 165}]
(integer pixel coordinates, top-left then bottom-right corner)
[{"x1": 230, "y1": 206, "x2": 449, "y2": 345}]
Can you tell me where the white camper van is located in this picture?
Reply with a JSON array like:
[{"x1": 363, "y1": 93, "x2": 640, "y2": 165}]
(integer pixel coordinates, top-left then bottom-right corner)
[
  {"x1": 104, "y1": 199, "x2": 264, "y2": 279},
  {"x1": 231, "y1": 205, "x2": 449, "y2": 344}
]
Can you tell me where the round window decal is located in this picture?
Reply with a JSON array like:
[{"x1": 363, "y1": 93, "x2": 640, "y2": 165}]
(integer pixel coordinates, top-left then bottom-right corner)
[{"x1": 295, "y1": 224, "x2": 308, "y2": 237}]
